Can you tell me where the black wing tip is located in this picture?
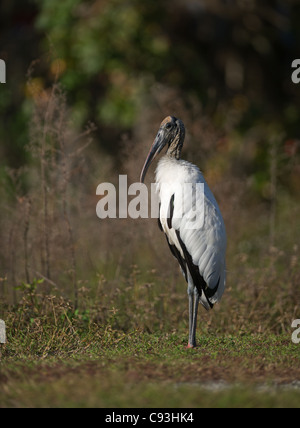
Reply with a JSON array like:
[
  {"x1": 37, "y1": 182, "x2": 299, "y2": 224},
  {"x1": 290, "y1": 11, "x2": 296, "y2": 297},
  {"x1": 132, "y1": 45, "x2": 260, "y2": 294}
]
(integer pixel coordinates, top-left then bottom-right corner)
[
  {"x1": 205, "y1": 277, "x2": 220, "y2": 299},
  {"x1": 175, "y1": 229, "x2": 220, "y2": 309},
  {"x1": 158, "y1": 203, "x2": 163, "y2": 231}
]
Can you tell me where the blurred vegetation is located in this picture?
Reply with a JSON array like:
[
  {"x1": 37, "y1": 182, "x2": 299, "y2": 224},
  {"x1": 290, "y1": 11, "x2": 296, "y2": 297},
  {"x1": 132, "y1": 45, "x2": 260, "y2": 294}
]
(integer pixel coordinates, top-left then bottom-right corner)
[
  {"x1": 1, "y1": 1, "x2": 300, "y2": 162},
  {"x1": 0, "y1": 0, "x2": 300, "y2": 334}
]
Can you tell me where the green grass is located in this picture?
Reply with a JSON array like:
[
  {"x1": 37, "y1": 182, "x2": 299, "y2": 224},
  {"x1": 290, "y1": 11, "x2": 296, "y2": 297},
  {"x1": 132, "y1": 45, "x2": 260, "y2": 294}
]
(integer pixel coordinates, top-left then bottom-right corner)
[
  {"x1": 1, "y1": 363, "x2": 300, "y2": 408},
  {"x1": 1, "y1": 325, "x2": 300, "y2": 408}
]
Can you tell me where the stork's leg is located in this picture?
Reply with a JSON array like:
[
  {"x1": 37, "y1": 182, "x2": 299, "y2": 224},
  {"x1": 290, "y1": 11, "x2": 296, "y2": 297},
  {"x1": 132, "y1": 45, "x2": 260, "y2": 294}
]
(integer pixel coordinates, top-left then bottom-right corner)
[
  {"x1": 187, "y1": 284, "x2": 200, "y2": 348},
  {"x1": 190, "y1": 288, "x2": 200, "y2": 348},
  {"x1": 187, "y1": 291, "x2": 194, "y2": 348}
]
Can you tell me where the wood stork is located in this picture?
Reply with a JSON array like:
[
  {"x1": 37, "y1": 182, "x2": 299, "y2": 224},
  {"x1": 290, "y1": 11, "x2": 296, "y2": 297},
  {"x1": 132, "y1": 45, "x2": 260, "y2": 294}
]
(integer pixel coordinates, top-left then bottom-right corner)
[{"x1": 140, "y1": 116, "x2": 227, "y2": 348}]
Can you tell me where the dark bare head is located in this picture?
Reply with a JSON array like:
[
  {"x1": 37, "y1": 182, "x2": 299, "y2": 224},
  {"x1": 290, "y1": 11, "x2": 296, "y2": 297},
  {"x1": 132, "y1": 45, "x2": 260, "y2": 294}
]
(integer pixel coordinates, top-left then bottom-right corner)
[{"x1": 140, "y1": 116, "x2": 185, "y2": 183}]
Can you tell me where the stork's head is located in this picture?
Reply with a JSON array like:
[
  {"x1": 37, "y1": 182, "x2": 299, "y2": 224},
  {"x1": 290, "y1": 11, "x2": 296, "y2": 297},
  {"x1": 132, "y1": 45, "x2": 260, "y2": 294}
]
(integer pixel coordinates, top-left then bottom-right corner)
[{"x1": 140, "y1": 116, "x2": 185, "y2": 183}]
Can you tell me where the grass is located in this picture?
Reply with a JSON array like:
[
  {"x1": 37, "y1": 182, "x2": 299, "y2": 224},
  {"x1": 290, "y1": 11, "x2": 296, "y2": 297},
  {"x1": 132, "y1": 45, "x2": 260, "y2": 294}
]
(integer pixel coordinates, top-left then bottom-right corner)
[
  {"x1": 1, "y1": 287, "x2": 300, "y2": 408},
  {"x1": 1, "y1": 330, "x2": 300, "y2": 408}
]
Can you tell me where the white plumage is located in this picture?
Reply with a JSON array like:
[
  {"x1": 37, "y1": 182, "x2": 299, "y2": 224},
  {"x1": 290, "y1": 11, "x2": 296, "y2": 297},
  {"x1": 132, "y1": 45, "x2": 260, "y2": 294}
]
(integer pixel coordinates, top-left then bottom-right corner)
[
  {"x1": 156, "y1": 156, "x2": 227, "y2": 308},
  {"x1": 140, "y1": 116, "x2": 227, "y2": 348}
]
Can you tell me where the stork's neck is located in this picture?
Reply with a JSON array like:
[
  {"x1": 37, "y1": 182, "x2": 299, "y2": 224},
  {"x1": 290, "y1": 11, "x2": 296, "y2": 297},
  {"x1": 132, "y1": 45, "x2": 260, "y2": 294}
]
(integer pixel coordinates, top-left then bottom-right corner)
[{"x1": 166, "y1": 126, "x2": 185, "y2": 160}]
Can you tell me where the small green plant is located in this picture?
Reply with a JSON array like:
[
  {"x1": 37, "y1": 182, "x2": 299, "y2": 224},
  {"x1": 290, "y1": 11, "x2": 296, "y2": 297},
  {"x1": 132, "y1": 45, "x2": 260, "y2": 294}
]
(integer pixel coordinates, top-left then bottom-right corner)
[{"x1": 15, "y1": 278, "x2": 45, "y2": 308}]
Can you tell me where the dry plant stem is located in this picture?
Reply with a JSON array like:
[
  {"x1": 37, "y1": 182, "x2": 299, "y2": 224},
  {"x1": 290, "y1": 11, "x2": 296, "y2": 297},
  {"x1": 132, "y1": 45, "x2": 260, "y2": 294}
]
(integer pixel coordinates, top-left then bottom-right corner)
[
  {"x1": 8, "y1": 225, "x2": 17, "y2": 304},
  {"x1": 269, "y1": 140, "x2": 277, "y2": 250},
  {"x1": 41, "y1": 89, "x2": 53, "y2": 281},
  {"x1": 57, "y1": 94, "x2": 78, "y2": 310},
  {"x1": 24, "y1": 197, "x2": 32, "y2": 284},
  {"x1": 62, "y1": 166, "x2": 78, "y2": 310}
]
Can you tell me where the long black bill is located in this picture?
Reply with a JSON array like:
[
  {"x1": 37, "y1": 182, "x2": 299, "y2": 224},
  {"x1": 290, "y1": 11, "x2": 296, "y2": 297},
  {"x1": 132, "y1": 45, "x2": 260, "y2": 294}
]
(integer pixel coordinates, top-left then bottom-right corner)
[{"x1": 140, "y1": 130, "x2": 166, "y2": 183}]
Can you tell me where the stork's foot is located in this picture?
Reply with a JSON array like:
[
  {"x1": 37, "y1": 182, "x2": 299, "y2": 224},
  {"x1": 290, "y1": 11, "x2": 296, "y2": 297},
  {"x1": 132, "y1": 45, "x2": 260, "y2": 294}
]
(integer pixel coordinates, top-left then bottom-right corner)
[{"x1": 186, "y1": 342, "x2": 197, "y2": 349}]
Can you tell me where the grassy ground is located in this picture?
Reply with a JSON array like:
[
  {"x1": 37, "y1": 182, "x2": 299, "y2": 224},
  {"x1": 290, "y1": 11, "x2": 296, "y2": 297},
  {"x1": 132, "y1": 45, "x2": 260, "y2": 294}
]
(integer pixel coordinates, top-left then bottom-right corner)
[
  {"x1": 1, "y1": 311, "x2": 300, "y2": 408},
  {"x1": 1, "y1": 196, "x2": 300, "y2": 408},
  {"x1": 1, "y1": 197, "x2": 300, "y2": 409}
]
